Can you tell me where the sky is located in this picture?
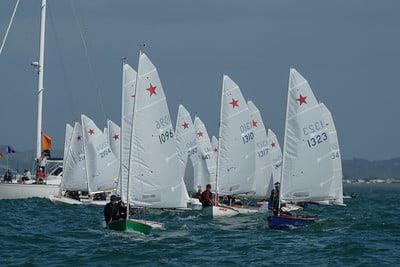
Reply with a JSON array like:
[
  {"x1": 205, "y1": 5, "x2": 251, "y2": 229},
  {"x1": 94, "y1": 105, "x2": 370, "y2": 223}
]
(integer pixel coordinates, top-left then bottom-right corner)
[{"x1": 0, "y1": 0, "x2": 399, "y2": 161}]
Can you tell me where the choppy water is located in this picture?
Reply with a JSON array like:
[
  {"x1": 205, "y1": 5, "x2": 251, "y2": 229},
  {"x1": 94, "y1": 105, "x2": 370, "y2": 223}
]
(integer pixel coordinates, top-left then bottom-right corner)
[{"x1": 1, "y1": 184, "x2": 399, "y2": 266}]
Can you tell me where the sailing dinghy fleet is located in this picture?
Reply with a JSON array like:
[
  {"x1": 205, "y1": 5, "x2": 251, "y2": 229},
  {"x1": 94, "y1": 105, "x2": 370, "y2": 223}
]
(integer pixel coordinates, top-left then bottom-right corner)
[{"x1": 0, "y1": 0, "x2": 347, "y2": 234}]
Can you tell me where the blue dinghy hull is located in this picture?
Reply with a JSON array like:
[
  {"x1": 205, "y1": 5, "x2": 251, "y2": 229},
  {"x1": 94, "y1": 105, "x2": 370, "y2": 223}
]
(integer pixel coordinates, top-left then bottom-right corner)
[{"x1": 268, "y1": 214, "x2": 316, "y2": 229}]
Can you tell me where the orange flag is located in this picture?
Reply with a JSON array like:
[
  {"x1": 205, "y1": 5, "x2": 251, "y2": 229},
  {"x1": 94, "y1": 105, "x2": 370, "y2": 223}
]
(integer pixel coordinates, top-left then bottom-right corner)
[{"x1": 42, "y1": 133, "x2": 52, "y2": 152}]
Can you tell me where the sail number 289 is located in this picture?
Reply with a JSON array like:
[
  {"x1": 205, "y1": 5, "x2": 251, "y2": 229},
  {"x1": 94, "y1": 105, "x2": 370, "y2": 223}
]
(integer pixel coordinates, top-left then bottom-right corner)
[{"x1": 306, "y1": 132, "x2": 328, "y2": 148}]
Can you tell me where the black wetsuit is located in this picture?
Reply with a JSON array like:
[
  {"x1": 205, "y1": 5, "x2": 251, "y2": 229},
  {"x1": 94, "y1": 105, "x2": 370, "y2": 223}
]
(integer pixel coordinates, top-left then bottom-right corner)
[
  {"x1": 269, "y1": 188, "x2": 280, "y2": 215},
  {"x1": 104, "y1": 202, "x2": 118, "y2": 224}
]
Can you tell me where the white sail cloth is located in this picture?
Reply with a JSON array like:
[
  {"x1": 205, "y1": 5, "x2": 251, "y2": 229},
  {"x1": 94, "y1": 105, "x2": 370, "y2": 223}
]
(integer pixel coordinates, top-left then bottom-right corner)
[
  {"x1": 128, "y1": 53, "x2": 187, "y2": 208},
  {"x1": 118, "y1": 63, "x2": 137, "y2": 202},
  {"x1": 62, "y1": 122, "x2": 87, "y2": 191},
  {"x1": 194, "y1": 117, "x2": 215, "y2": 190},
  {"x1": 81, "y1": 114, "x2": 119, "y2": 193},
  {"x1": 320, "y1": 103, "x2": 344, "y2": 205},
  {"x1": 281, "y1": 68, "x2": 334, "y2": 203},
  {"x1": 266, "y1": 129, "x2": 282, "y2": 194},
  {"x1": 175, "y1": 104, "x2": 198, "y2": 193},
  {"x1": 107, "y1": 120, "x2": 121, "y2": 161},
  {"x1": 248, "y1": 101, "x2": 271, "y2": 198},
  {"x1": 63, "y1": 123, "x2": 73, "y2": 165},
  {"x1": 217, "y1": 75, "x2": 255, "y2": 195}
]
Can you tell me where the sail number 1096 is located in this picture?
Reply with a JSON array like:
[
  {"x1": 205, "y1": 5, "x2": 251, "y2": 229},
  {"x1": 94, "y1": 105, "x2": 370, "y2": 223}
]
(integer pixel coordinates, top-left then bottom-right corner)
[{"x1": 159, "y1": 129, "x2": 174, "y2": 144}]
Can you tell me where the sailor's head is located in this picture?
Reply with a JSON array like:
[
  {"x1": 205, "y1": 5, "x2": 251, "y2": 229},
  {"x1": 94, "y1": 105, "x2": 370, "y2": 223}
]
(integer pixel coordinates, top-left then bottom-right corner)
[
  {"x1": 274, "y1": 182, "x2": 280, "y2": 189},
  {"x1": 206, "y1": 184, "x2": 212, "y2": 190},
  {"x1": 110, "y1": 195, "x2": 118, "y2": 202},
  {"x1": 197, "y1": 186, "x2": 202, "y2": 192}
]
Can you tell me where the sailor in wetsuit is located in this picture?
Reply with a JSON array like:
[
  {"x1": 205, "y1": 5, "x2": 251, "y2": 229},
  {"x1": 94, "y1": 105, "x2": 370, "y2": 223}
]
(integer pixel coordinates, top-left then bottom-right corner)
[
  {"x1": 104, "y1": 195, "x2": 127, "y2": 224},
  {"x1": 269, "y1": 182, "x2": 280, "y2": 215},
  {"x1": 200, "y1": 184, "x2": 214, "y2": 208}
]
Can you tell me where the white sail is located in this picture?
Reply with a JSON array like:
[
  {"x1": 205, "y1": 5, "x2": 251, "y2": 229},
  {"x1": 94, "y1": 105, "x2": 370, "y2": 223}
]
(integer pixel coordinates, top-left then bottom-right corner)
[
  {"x1": 266, "y1": 129, "x2": 282, "y2": 194},
  {"x1": 320, "y1": 103, "x2": 343, "y2": 205},
  {"x1": 128, "y1": 53, "x2": 187, "y2": 208},
  {"x1": 175, "y1": 104, "x2": 198, "y2": 193},
  {"x1": 63, "y1": 123, "x2": 73, "y2": 164},
  {"x1": 281, "y1": 68, "x2": 334, "y2": 203},
  {"x1": 103, "y1": 127, "x2": 108, "y2": 145},
  {"x1": 194, "y1": 117, "x2": 215, "y2": 190},
  {"x1": 217, "y1": 75, "x2": 255, "y2": 195},
  {"x1": 62, "y1": 122, "x2": 87, "y2": 191},
  {"x1": 107, "y1": 120, "x2": 121, "y2": 161},
  {"x1": 81, "y1": 114, "x2": 119, "y2": 193},
  {"x1": 118, "y1": 63, "x2": 137, "y2": 202},
  {"x1": 247, "y1": 101, "x2": 270, "y2": 198}
]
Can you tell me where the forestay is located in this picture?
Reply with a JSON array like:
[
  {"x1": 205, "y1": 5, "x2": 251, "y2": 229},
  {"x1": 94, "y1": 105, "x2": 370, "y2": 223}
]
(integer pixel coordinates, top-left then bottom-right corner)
[
  {"x1": 128, "y1": 53, "x2": 187, "y2": 208},
  {"x1": 107, "y1": 120, "x2": 121, "y2": 161},
  {"x1": 217, "y1": 75, "x2": 255, "y2": 195},
  {"x1": 194, "y1": 117, "x2": 215, "y2": 190},
  {"x1": 248, "y1": 101, "x2": 270, "y2": 198},
  {"x1": 81, "y1": 114, "x2": 119, "y2": 193},
  {"x1": 281, "y1": 68, "x2": 334, "y2": 203},
  {"x1": 320, "y1": 103, "x2": 343, "y2": 205},
  {"x1": 175, "y1": 104, "x2": 198, "y2": 193},
  {"x1": 118, "y1": 63, "x2": 137, "y2": 202},
  {"x1": 62, "y1": 122, "x2": 87, "y2": 191}
]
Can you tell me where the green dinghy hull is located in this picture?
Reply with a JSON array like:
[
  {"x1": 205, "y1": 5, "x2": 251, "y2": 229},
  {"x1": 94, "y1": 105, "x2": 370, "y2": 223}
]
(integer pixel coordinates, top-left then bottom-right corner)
[{"x1": 107, "y1": 219, "x2": 152, "y2": 235}]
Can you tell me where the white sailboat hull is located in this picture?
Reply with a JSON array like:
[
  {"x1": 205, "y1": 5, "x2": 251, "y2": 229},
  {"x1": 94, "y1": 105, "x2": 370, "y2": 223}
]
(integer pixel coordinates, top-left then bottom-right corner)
[
  {"x1": 202, "y1": 205, "x2": 239, "y2": 218},
  {"x1": 0, "y1": 183, "x2": 60, "y2": 200},
  {"x1": 49, "y1": 195, "x2": 108, "y2": 206}
]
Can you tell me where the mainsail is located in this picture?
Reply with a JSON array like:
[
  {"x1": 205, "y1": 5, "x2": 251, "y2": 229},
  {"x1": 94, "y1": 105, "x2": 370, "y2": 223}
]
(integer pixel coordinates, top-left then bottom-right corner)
[
  {"x1": 280, "y1": 68, "x2": 334, "y2": 203},
  {"x1": 266, "y1": 129, "x2": 282, "y2": 193},
  {"x1": 217, "y1": 75, "x2": 255, "y2": 195},
  {"x1": 81, "y1": 114, "x2": 119, "y2": 193},
  {"x1": 118, "y1": 63, "x2": 137, "y2": 202},
  {"x1": 62, "y1": 122, "x2": 87, "y2": 191},
  {"x1": 194, "y1": 117, "x2": 215, "y2": 190},
  {"x1": 175, "y1": 104, "x2": 198, "y2": 193},
  {"x1": 320, "y1": 103, "x2": 344, "y2": 205},
  {"x1": 63, "y1": 123, "x2": 73, "y2": 165},
  {"x1": 128, "y1": 53, "x2": 187, "y2": 208},
  {"x1": 248, "y1": 101, "x2": 270, "y2": 198},
  {"x1": 107, "y1": 120, "x2": 121, "y2": 161}
]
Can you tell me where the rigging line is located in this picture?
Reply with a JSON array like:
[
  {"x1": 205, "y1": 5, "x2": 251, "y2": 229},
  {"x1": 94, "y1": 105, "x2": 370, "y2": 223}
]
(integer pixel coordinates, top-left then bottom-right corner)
[
  {"x1": 47, "y1": 1, "x2": 77, "y2": 122},
  {"x1": 0, "y1": 0, "x2": 20, "y2": 57},
  {"x1": 69, "y1": 0, "x2": 107, "y2": 123}
]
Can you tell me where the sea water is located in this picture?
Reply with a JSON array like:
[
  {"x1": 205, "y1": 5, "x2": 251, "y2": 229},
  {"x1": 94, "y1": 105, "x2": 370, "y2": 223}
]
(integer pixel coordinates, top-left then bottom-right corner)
[{"x1": 0, "y1": 184, "x2": 399, "y2": 266}]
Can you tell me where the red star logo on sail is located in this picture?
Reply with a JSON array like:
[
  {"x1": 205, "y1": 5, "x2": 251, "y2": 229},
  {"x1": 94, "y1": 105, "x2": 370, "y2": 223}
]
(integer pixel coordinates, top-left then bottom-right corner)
[
  {"x1": 252, "y1": 120, "x2": 258, "y2": 127},
  {"x1": 230, "y1": 98, "x2": 239, "y2": 108},
  {"x1": 271, "y1": 142, "x2": 276, "y2": 148},
  {"x1": 296, "y1": 94, "x2": 307, "y2": 105},
  {"x1": 113, "y1": 133, "x2": 119, "y2": 140},
  {"x1": 147, "y1": 83, "x2": 157, "y2": 96},
  {"x1": 182, "y1": 122, "x2": 189, "y2": 129},
  {"x1": 88, "y1": 129, "x2": 94, "y2": 135},
  {"x1": 197, "y1": 131, "x2": 203, "y2": 138},
  {"x1": 77, "y1": 135, "x2": 82, "y2": 141}
]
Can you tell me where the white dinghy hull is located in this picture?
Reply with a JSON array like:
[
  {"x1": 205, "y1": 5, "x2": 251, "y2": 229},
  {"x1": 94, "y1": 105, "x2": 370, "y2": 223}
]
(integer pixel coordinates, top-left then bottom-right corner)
[
  {"x1": 202, "y1": 205, "x2": 239, "y2": 218},
  {"x1": 0, "y1": 183, "x2": 60, "y2": 200}
]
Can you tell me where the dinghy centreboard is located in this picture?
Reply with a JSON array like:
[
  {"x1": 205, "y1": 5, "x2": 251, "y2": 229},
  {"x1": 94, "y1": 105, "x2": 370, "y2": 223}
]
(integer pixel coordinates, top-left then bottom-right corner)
[{"x1": 269, "y1": 68, "x2": 336, "y2": 229}]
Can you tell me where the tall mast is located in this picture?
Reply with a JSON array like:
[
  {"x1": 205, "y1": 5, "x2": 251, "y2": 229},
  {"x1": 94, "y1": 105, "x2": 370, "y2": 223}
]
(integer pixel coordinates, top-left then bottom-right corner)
[
  {"x1": 215, "y1": 75, "x2": 225, "y2": 196},
  {"x1": 35, "y1": 0, "x2": 47, "y2": 161},
  {"x1": 278, "y1": 68, "x2": 291, "y2": 212}
]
